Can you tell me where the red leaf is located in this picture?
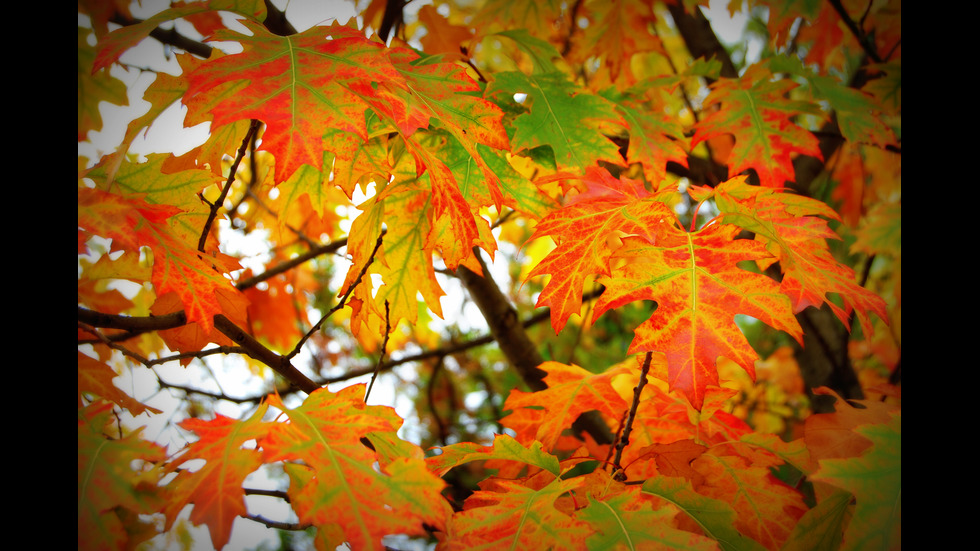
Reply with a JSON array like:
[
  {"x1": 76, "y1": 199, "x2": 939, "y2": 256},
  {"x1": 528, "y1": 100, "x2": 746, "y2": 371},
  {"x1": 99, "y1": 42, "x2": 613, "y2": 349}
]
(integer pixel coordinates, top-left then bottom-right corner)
[
  {"x1": 593, "y1": 222, "x2": 802, "y2": 410},
  {"x1": 691, "y1": 63, "x2": 824, "y2": 188}
]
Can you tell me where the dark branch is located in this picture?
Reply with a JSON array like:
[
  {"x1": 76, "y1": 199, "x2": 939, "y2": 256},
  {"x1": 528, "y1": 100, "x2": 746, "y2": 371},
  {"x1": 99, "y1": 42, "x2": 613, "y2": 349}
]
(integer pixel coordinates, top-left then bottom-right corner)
[{"x1": 455, "y1": 252, "x2": 615, "y2": 445}]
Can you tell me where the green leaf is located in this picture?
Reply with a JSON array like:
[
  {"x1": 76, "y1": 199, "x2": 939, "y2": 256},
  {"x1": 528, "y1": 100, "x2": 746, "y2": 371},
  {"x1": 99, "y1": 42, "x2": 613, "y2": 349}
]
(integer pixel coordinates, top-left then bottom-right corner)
[
  {"x1": 811, "y1": 413, "x2": 901, "y2": 551},
  {"x1": 642, "y1": 476, "x2": 767, "y2": 551},
  {"x1": 488, "y1": 71, "x2": 624, "y2": 172},
  {"x1": 427, "y1": 433, "x2": 562, "y2": 477}
]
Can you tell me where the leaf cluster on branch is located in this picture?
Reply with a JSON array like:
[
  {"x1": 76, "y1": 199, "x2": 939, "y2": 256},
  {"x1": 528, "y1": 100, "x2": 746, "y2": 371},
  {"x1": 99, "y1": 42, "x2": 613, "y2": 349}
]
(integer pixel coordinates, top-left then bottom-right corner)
[{"x1": 78, "y1": 0, "x2": 900, "y2": 549}]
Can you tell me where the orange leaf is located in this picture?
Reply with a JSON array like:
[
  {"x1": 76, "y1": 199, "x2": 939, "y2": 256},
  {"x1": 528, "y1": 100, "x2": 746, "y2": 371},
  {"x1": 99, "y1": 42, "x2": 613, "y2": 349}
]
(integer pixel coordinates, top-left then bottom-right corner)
[
  {"x1": 78, "y1": 402, "x2": 168, "y2": 551},
  {"x1": 692, "y1": 452, "x2": 808, "y2": 550},
  {"x1": 77, "y1": 352, "x2": 162, "y2": 416},
  {"x1": 502, "y1": 361, "x2": 631, "y2": 451},
  {"x1": 164, "y1": 406, "x2": 271, "y2": 550},
  {"x1": 691, "y1": 63, "x2": 824, "y2": 188},
  {"x1": 692, "y1": 176, "x2": 889, "y2": 337},
  {"x1": 593, "y1": 222, "x2": 802, "y2": 410},
  {"x1": 527, "y1": 167, "x2": 678, "y2": 333},
  {"x1": 182, "y1": 19, "x2": 508, "y2": 187},
  {"x1": 444, "y1": 476, "x2": 592, "y2": 550},
  {"x1": 262, "y1": 386, "x2": 449, "y2": 550},
  {"x1": 78, "y1": 186, "x2": 242, "y2": 334}
]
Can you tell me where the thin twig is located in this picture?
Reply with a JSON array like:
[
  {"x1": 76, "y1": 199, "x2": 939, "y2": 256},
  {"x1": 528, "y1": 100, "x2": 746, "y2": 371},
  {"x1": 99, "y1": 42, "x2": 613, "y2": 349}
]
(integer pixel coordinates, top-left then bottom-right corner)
[
  {"x1": 364, "y1": 301, "x2": 391, "y2": 404},
  {"x1": 612, "y1": 352, "x2": 653, "y2": 481},
  {"x1": 287, "y1": 233, "x2": 385, "y2": 361},
  {"x1": 199, "y1": 120, "x2": 261, "y2": 253},
  {"x1": 234, "y1": 236, "x2": 350, "y2": 291}
]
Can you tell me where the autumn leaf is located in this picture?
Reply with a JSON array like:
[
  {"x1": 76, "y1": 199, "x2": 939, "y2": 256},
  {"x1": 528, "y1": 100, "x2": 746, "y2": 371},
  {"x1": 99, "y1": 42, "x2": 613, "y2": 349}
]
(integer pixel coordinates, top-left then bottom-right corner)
[
  {"x1": 91, "y1": 1, "x2": 268, "y2": 73},
  {"x1": 631, "y1": 439, "x2": 708, "y2": 485},
  {"x1": 764, "y1": 56, "x2": 897, "y2": 148},
  {"x1": 642, "y1": 476, "x2": 767, "y2": 551},
  {"x1": 77, "y1": 186, "x2": 241, "y2": 334},
  {"x1": 691, "y1": 63, "x2": 824, "y2": 188},
  {"x1": 163, "y1": 405, "x2": 271, "y2": 550},
  {"x1": 691, "y1": 176, "x2": 888, "y2": 339},
  {"x1": 427, "y1": 433, "x2": 562, "y2": 478},
  {"x1": 577, "y1": 488, "x2": 718, "y2": 551},
  {"x1": 182, "y1": 18, "x2": 509, "y2": 194},
  {"x1": 417, "y1": 4, "x2": 473, "y2": 60},
  {"x1": 691, "y1": 452, "x2": 808, "y2": 550},
  {"x1": 572, "y1": 0, "x2": 665, "y2": 86},
  {"x1": 592, "y1": 222, "x2": 803, "y2": 411},
  {"x1": 443, "y1": 476, "x2": 592, "y2": 550},
  {"x1": 78, "y1": 402, "x2": 168, "y2": 551},
  {"x1": 501, "y1": 361, "x2": 631, "y2": 451},
  {"x1": 780, "y1": 488, "x2": 851, "y2": 551},
  {"x1": 810, "y1": 412, "x2": 901, "y2": 551},
  {"x1": 486, "y1": 34, "x2": 625, "y2": 172},
  {"x1": 600, "y1": 79, "x2": 691, "y2": 185},
  {"x1": 78, "y1": 27, "x2": 128, "y2": 141},
  {"x1": 261, "y1": 386, "x2": 449, "y2": 551},
  {"x1": 77, "y1": 351, "x2": 162, "y2": 416},
  {"x1": 526, "y1": 166, "x2": 679, "y2": 333}
]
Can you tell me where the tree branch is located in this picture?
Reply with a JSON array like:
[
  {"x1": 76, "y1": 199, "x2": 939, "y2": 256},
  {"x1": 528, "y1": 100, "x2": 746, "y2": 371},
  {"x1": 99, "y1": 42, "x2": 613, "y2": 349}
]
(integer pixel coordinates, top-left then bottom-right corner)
[
  {"x1": 78, "y1": 307, "x2": 320, "y2": 394},
  {"x1": 455, "y1": 252, "x2": 615, "y2": 445},
  {"x1": 455, "y1": 257, "x2": 548, "y2": 391},
  {"x1": 198, "y1": 120, "x2": 261, "y2": 252},
  {"x1": 212, "y1": 314, "x2": 320, "y2": 394}
]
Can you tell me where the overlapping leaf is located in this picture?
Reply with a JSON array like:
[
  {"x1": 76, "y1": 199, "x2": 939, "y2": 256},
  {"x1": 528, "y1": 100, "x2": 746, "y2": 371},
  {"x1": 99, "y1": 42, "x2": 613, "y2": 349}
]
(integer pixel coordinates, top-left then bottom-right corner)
[
  {"x1": 485, "y1": 31, "x2": 624, "y2": 172},
  {"x1": 163, "y1": 406, "x2": 271, "y2": 550},
  {"x1": 501, "y1": 361, "x2": 631, "y2": 451},
  {"x1": 442, "y1": 476, "x2": 592, "y2": 550},
  {"x1": 578, "y1": 486, "x2": 718, "y2": 551},
  {"x1": 181, "y1": 18, "x2": 510, "y2": 196},
  {"x1": 692, "y1": 452, "x2": 808, "y2": 550},
  {"x1": 77, "y1": 185, "x2": 242, "y2": 334},
  {"x1": 427, "y1": 433, "x2": 561, "y2": 478},
  {"x1": 689, "y1": 176, "x2": 888, "y2": 336},
  {"x1": 78, "y1": 402, "x2": 168, "y2": 551},
  {"x1": 592, "y1": 221, "x2": 803, "y2": 411},
  {"x1": 642, "y1": 476, "x2": 768, "y2": 551},
  {"x1": 810, "y1": 413, "x2": 901, "y2": 551},
  {"x1": 691, "y1": 63, "x2": 824, "y2": 188},
  {"x1": 261, "y1": 386, "x2": 449, "y2": 551},
  {"x1": 526, "y1": 167, "x2": 679, "y2": 333}
]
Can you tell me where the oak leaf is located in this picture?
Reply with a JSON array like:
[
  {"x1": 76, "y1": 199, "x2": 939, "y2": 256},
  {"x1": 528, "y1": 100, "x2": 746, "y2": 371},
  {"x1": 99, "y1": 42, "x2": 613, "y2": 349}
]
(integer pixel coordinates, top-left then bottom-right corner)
[
  {"x1": 488, "y1": 65, "x2": 624, "y2": 172},
  {"x1": 77, "y1": 352, "x2": 162, "y2": 416},
  {"x1": 443, "y1": 476, "x2": 592, "y2": 551},
  {"x1": 642, "y1": 476, "x2": 767, "y2": 551},
  {"x1": 78, "y1": 186, "x2": 243, "y2": 334},
  {"x1": 592, "y1": 222, "x2": 803, "y2": 410},
  {"x1": 181, "y1": 17, "x2": 509, "y2": 199},
  {"x1": 526, "y1": 166, "x2": 678, "y2": 333},
  {"x1": 261, "y1": 386, "x2": 449, "y2": 551},
  {"x1": 577, "y1": 488, "x2": 718, "y2": 551},
  {"x1": 692, "y1": 452, "x2": 808, "y2": 550},
  {"x1": 78, "y1": 402, "x2": 168, "y2": 551},
  {"x1": 691, "y1": 63, "x2": 823, "y2": 188},
  {"x1": 690, "y1": 176, "x2": 888, "y2": 338},
  {"x1": 427, "y1": 433, "x2": 561, "y2": 478},
  {"x1": 501, "y1": 361, "x2": 631, "y2": 451},
  {"x1": 810, "y1": 412, "x2": 901, "y2": 551},
  {"x1": 163, "y1": 406, "x2": 271, "y2": 550}
]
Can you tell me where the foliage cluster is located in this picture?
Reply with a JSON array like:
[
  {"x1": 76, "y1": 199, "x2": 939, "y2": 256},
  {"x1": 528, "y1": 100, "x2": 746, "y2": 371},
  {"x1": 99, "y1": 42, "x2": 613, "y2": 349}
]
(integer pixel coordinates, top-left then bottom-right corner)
[{"x1": 78, "y1": 0, "x2": 901, "y2": 550}]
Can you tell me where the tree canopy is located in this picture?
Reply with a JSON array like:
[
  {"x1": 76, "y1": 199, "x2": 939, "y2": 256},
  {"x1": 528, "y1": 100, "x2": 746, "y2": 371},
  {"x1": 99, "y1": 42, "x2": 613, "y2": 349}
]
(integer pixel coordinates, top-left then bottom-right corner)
[{"x1": 78, "y1": 1, "x2": 901, "y2": 550}]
